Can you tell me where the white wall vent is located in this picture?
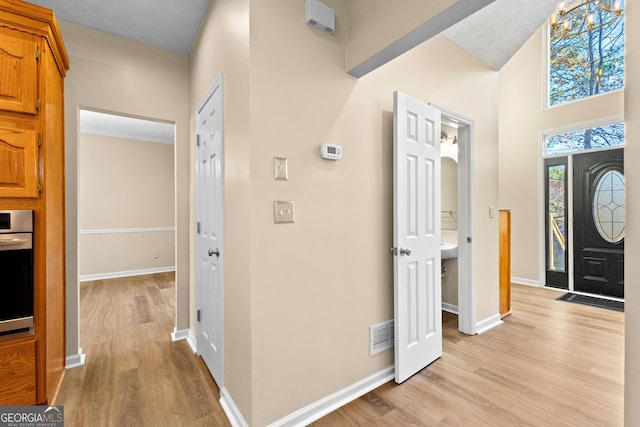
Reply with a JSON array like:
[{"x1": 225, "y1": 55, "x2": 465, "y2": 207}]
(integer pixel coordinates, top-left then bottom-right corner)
[
  {"x1": 369, "y1": 320, "x2": 394, "y2": 355},
  {"x1": 305, "y1": 0, "x2": 336, "y2": 34}
]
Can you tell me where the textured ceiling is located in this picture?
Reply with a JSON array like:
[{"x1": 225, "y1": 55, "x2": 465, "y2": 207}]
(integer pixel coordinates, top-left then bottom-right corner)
[
  {"x1": 443, "y1": 0, "x2": 559, "y2": 70},
  {"x1": 24, "y1": 0, "x2": 557, "y2": 69},
  {"x1": 24, "y1": 0, "x2": 211, "y2": 55},
  {"x1": 25, "y1": 0, "x2": 558, "y2": 140}
]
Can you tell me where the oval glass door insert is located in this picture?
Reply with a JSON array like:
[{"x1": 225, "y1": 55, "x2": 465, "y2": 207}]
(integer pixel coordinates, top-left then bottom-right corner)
[{"x1": 592, "y1": 169, "x2": 625, "y2": 243}]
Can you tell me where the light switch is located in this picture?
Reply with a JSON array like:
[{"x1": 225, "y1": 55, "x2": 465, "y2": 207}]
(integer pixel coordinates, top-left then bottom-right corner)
[
  {"x1": 274, "y1": 157, "x2": 288, "y2": 181},
  {"x1": 489, "y1": 205, "x2": 495, "y2": 218},
  {"x1": 274, "y1": 201, "x2": 295, "y2": 223}
]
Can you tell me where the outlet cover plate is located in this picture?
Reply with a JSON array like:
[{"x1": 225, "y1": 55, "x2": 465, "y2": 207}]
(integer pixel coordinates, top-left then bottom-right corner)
[{"x1": 274, "y1": 200, "x2": 295, "y2": 223}]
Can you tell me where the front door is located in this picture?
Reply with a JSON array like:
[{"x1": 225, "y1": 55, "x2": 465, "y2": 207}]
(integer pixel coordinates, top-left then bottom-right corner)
[
  {"x1": 393, "y1": 91, "x2": 442, "y2": 384},
  {"x1": 196, "y1": 74, "x2": 224, "y2": 386},
  {"x1": 573, "y1": 149, "x2": 624, "y2": 298}
]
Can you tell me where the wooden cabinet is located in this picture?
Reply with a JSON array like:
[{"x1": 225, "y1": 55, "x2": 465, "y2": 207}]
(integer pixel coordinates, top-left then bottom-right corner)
[
  {"x1": 499, "y1": 210, "x2": 511, "y2": 318},
  {"x1": 0, "y1": 128, "x2": 39, "y2": 198},
  {"x1": 0, "y1": 338, "x2": 37, "y2": 405},
  {"x1": 0, "y1": 27, "x2": 38, "y2": 115},
  {"x1": 0, "y1": 0, "x2": 69, "y2": 406}
]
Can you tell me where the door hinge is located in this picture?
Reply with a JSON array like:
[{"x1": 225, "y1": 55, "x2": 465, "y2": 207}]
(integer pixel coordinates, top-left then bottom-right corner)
[
  {"x1": 197, "y1": 221, "x2": 201, "y2": 234},
  {"x1": 38, "y1": 182, "x2": 42, "y2": 193},
  {"x1": 467, "y1": 237, "x2": 472, "y2": 243},
  {"x1": 36, "y1": 99, "x2": 41, "y2": 111},
  {"x1": 196, "y1": 134, "x2": 201, "y2": 147},
  {"x1": 35, "y1": 48, "x2": 40, "y2": 61},
  {"x1": 37, "y1": 135, "x2": 43, "y2": 148},
  {"x1": 197, "y1": 310, "x2": 201, "y2": 322}
]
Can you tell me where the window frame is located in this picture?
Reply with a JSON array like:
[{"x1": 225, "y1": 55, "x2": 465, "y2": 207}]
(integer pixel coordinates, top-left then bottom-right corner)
[{"x1": 542, "y1": 116, "x2": 626, "y2": 157}]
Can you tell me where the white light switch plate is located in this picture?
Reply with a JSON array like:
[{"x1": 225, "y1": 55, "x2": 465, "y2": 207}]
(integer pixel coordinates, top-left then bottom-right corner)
[
  {"x1": 274, "y1": 201, "x2": 295, "y2": 223},
  {"x1": 274, "y1": 157, "x2": 288, "y2": 181}
]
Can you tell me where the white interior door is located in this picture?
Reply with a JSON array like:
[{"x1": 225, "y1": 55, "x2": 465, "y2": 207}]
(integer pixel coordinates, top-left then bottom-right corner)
[
  {"x1": 393, "y1": 91, "x2": 442, "y2": 384},
  {"x1": 196, "y1": 73, "x2": 224, "y2": 386}
]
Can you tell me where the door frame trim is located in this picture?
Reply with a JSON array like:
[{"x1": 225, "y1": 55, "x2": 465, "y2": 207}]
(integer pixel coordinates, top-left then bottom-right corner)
[{"x1": 434, "y1": 105, "x2": 476, "y2": 335}]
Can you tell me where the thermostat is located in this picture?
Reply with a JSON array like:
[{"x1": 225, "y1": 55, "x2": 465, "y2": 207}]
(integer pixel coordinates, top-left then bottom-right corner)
[{"x1": 320, "y1": 143, "x2": 342, "y2": 160}]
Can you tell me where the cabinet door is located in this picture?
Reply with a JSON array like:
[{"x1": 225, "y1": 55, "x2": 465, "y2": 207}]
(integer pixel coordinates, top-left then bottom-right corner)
[
  {"x1": 0, "y1": 339, "x2": 36, "y2": 405},
  {"x1": 0, "y1": 29, "x2": 38, "y2": 115},
  {"x1": 0, "y1": 127, "x2": 39, "y2": 198}
]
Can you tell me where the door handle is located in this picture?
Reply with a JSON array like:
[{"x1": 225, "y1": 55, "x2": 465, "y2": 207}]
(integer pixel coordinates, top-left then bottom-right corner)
[
  {"x1": 399, "y1": 247, "x2": 412, "y2": 256},
  {"x1": 208, "y1": 248, "x2": 220, "y2": 258}
]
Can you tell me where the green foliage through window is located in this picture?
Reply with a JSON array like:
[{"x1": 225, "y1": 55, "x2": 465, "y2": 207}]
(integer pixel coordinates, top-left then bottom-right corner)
[{"x1": 549, "y1": 0, "x2": 624, "y2": 106}]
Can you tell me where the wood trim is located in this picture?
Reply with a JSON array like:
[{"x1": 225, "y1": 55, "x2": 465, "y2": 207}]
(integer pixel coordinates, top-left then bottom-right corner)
[
  {"x1": 271, "y1": 366, "x2": 395, "y2": 427},
  {"x1": 499, "y1": 209, "x2": 512, "y2": 318},
  {"x1": 0, "y1": 0, "x2": 69, "y2": 75}
]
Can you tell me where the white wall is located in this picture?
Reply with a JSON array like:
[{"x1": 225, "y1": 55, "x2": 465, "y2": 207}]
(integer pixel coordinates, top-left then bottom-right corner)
[
  {"x1": 625, "y1": 1, "x2": 640, "y2": 424},
  {"x1": 191, "y1": 0, "x2": 500, "y2": 424},
  {"x1": 78, "y1": 133, "x2": 175, "y2": 278}
]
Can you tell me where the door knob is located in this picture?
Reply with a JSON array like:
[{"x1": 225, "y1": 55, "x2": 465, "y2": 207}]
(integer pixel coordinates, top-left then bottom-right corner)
[
  {"x1": 208, "y1": 248, "x2": 220, "y2": 258},
  {"x1": 399, "y1": 247, "x2": 412, "y2": 256}
]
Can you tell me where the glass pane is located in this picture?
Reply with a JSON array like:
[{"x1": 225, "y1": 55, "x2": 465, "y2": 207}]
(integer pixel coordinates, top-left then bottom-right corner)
[
  {"x1": 593, "y1": 169, "x2": 625, "y2": 243},
  {"x1": 549, "y1": 0, "x2": 625, "y2": 106},
  {"x1": 546, "y1": 122, "x2": 624, "y2": 155},
  {"x1": 548, "y1": 165, "x2": 567, "y2": 271}
]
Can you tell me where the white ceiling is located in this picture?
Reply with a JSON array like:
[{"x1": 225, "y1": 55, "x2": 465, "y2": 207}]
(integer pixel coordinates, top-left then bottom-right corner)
[
  {"x1": 25, "y1": 0, "x2": 211, "y2": 55},
  {"x1": 22, "y1": 0, "x2": 559, "y2": 69},
  {"x1": 442, "y1": 0, "x2": 559, "y2": 70}
]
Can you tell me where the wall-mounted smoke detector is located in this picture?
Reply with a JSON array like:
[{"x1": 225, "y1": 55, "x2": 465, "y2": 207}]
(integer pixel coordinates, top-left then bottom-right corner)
[{"x1": 305, "y1": 0, "x2": 336, "y2": 35}]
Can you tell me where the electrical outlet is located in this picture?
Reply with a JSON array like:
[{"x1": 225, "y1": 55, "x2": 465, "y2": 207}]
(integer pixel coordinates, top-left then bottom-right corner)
[
  {"x1": 274, "y1": 201, "x2": 295, "y2": 223},
  {"x1": 154, "y1": 252, "x2": 160, "y2": 259}
]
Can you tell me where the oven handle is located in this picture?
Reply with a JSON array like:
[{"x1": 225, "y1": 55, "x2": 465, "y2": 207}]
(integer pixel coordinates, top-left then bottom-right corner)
[
  {"x1": 0, "y1": 234, "x2": 32, "y2": 250},
  {"x1": 0, "y1": 238, "x2": 29, "y2": 245}
]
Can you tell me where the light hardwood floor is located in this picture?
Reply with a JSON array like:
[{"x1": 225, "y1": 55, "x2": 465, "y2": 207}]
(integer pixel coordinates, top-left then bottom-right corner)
[
  {"x1": 314, "y1": 284, "x2": 624, "y2": 426},
  {"x1": 55, "y1": 273, "x2": 230, "y2": 427},
  {"x1": 56, "y1": 277, "x2": 624, "y2": 426}
]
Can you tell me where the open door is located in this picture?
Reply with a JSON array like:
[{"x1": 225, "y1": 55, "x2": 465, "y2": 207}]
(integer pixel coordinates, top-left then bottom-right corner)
[{"x1": 393, "y1": 91, "x2": 442, "y2": 383}]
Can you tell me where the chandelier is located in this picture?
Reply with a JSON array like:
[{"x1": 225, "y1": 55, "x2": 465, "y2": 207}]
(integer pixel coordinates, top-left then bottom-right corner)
[{"x1": 550, "y1": 0, "x2": 623, "y2": 37}]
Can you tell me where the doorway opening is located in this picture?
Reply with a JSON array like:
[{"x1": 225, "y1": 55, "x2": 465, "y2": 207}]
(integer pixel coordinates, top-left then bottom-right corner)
[
  {"x1": 77, "y1": 108, "x2": 177, "y2": 359},
  {"x1": 439, "y1": 108, "x2": 476, "y2": 335}
]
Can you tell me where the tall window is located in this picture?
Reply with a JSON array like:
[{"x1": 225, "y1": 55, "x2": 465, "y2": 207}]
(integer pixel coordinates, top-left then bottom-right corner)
[{"x1": 548, "y1": 0, "x2": 625, "y2": 106}]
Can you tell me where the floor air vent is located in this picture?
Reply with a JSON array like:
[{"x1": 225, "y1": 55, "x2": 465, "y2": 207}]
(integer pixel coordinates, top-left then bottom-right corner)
[{"x1": 369, "y1": 320, "x2": 394, "y2": 355}]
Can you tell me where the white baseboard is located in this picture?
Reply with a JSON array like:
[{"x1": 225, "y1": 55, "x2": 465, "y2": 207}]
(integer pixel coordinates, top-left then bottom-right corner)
[
  {"x1": 511, "y1": 276, "x2": 541, "y2": 287},
  {"x1": 442, "y1": 302, "x2": 459, "y2": 314},
  {"x1": 79, "y1": 266, "x2": 176, "y2": 282},
  {"x1": 171, "y1": 328, "x2": 197, "y2": 353},
  {"x1": 220, "y1": 387, "x2": 249, "y2": 427},
  {"x1": 269, "y1": 365, "x2": 395, "y2": 427},
  {"x1": 475, "y1": 314, "x2": 503, "y2": 334},
  {"x1": 66, "y1": 348, "x2": 86, "y2": 369}
]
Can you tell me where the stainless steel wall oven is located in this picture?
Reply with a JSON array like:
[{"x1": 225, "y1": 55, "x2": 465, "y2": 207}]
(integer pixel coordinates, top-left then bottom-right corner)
[{"x1": 0, "y1": 210, "x2": 34, "y2": 339}]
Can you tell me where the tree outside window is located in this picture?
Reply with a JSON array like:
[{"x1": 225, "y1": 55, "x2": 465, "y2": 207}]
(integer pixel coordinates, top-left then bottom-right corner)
[
  {"x1": 545, "y1": 122, "x2": 624, "y2": 155},
  {"x1": 549, "y1": 0, "x2": 625, "y2": 106}
]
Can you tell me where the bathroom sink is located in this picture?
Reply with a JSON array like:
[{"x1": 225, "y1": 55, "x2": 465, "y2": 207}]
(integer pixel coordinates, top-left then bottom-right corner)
[{"x1": 441, "y1": 242, "x2": 458, "y2": 259}]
